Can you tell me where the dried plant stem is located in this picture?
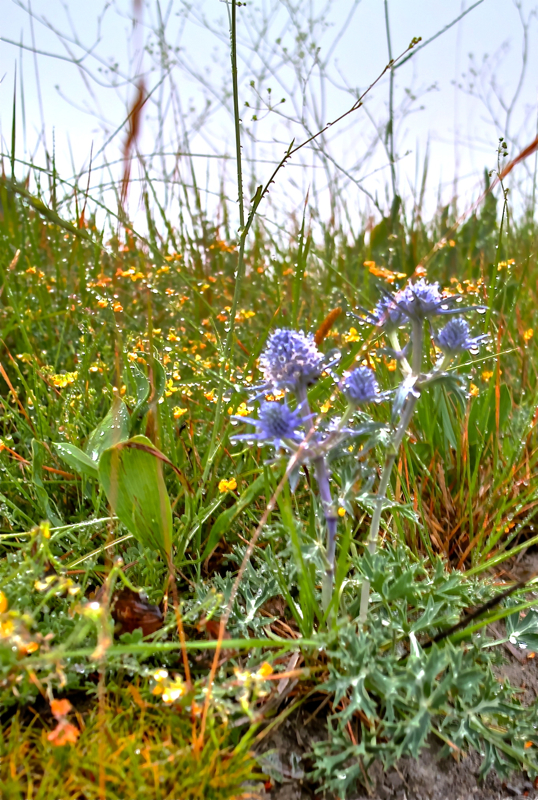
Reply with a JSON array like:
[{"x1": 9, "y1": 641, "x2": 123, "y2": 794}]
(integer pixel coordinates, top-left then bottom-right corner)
[{"x1": 198, "y1": 434, "x2": 314, "y2": 746}]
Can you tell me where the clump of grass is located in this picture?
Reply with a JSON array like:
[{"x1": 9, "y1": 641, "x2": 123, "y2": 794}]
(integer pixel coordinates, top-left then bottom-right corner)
[{"x1": 0, "y1": 692, "x2": 259, "y2": 800}]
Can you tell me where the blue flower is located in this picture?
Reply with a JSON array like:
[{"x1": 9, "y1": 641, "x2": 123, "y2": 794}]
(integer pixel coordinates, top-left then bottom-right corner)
[
  {"x1": 341, "y1": 366, "x2": 380, "y2": 405},
  {"x1": 370, "y1": 279, "x2": 477, "y2": 328},
  {"x1": 231, "y1": 401, "x2": 305, "y2": 449},
  {"x1": 371, "y1": 294, "x2": 407, "y2": 330},
  {"x1": 397, "y1": 279, "x2": 444, "y2": 319},
  {"x1": 259, "y1": 328, "x2": 324, "y2": 393},
  {"x1": 436, "y1": 318, "x2": 488, "y2": 355}
]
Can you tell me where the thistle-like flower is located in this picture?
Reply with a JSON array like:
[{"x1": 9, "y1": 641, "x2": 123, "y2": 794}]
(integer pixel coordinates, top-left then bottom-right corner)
[
  {"x1": 371, "y1": 294, "x2": 407, "y2": 330},
  {"x1": 231, "y1": 400, "x2": 305, "y2": 450},
  {"x1": 259, "y1": 328, "x2": 324, "y2": 393},
  {"x1": 369, "y1": 279, "x2": 477, "y2": 328},
  {"x1": 436, "y1": 317, "x2": 488, "y2": 355},
  {"x1": 397, "y1": 278, "x2": 444, "y2": 320},
  {"x1": 341, "y1": 366, "x2": 380, "y2": 406}
]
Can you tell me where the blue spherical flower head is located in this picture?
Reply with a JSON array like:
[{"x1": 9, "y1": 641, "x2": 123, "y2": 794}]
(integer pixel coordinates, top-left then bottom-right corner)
[
  {"x1": 231, "y1": 400, "x2": 304, "y2": 450},
  {"x1": 372, "y1": 294, "x2": 407, "y2": 330},
  {"x1": 436, "y1": 318, "x2": 488, "y2": 355},
  {"x1": 398, "y1": 278, "x2": 444, "y2": 320},
  {"x1": 260, "y1": 328, "x2": 324, "y2": 393},
  {"x1": 341, "y1": 366, "x2": 380, "y2": 406}
]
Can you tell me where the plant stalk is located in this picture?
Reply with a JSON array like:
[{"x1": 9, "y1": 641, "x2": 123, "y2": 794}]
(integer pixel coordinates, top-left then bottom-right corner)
[
  {"x1": 297, "y1": 385, "x2": 338, "y2": 610},
  {"x1": 359, "y1": 317, "x2": 423, "y2": 623}
]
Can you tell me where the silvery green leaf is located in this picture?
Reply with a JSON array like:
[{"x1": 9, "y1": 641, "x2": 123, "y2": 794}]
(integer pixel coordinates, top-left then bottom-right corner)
[
  {"x1": 288, "y1": 464, "x2": 302, "y2": 493},
  {"x1": 391, "y1": 374, "x2": 420, "y2": 423}
]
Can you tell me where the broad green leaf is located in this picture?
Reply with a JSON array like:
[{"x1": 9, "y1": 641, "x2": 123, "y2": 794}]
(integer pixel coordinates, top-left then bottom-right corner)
[
  {"x1": 85, "y1": 397, "x2": 130, "y2": 463},
  {"x1": 129, "y1": 362, "x2": 151, "y2": 414},
  {"x1": 128, "y1": 354, "x2": 167, "y2": 428},
  {"x1": 147, "y1": 354, "x2": 167, "y2": 404},
  {"x1": 53, "y1": 442, "x2": 99, "y2": 479},
  {"x1": 98, "y1": 435, "x2": 173, "y2": 559}
]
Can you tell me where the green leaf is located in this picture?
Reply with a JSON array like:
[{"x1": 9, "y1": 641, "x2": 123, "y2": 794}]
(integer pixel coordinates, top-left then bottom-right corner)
[
  {"x1": 31, "y1": 439, "x2": 63, "y2": 526},
  {"x1": 128, "y1": 354, "x2": 167, "y2": 429},
  {"x1": 53, "y1": 442, "x2": 99, "y2": 479},
  {"x1": 98, "y1": 435, "x2": 173, "y2": 559},
  {"x1": 129, "y1": 362, "x2": 151, "y2": 414},
  {"x1": 148, "y1": 353, "x2": 167, "y2": 404},
  {"x1": 506, "y1": 608, "x2": 538, "y2": 651},
  {"x1": 85, "y1": 397, "x2": 130, "y2": 463}
]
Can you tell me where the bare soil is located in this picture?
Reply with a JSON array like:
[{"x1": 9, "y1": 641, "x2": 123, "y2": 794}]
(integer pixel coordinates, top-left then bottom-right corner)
[{"x1": 256, "y1": 685, "x2": 538, "y2": 800}]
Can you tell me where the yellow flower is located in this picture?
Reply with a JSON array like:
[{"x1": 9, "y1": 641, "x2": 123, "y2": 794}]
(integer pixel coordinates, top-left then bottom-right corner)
[
  {"x1": 481, "y1": 370, "x2": 494, "y2": 382},
  {"x1": 0, "y1": 591, "x2": 7, "y2": 613},
  {"x1": 255, "y1": 662, "x2": 273, "y2": 680},
  {"x1": 469, "y1": 383, "x2": 479, "y2": 397},
  {"x1": 343, "y1": 327, "x2": 361, "y2": 343},
  {"x1": 338, "y1": 507, "x2": 346, "y2": 518},
  {"x1": 162, "y1": 677, "x2": 187, "y2": 704},
  {"x1": 52, "y1": 372, "x2": 78, "y2": 388},
  {"x1": 320, "y1": 400, "x2": 332, "y2": 413},
  {"x1": 524, "y1": 328, "x2": 534, "y2": 342},
  {"x1": 218, "y1": 478, "x2": 237, "y2": 493},
  {"x1": 173, "y1": 407, "x2": 188, "y2": 419},
  {"x1": 0, "y1": 619, "x2": 15, "y2": 639},
  {"x1": 232, "y1": 402, "x2": 251, "y2": 417}
]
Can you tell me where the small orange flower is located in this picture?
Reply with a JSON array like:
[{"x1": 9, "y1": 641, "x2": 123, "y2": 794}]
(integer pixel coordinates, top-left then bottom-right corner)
[
  {"x1": 256, "y1": 662, "x2": 273, "y2": 679},
  {"x1": 51, "y1": 698, "x2": 72, "y2": 718},
  {"x1": 47, "y1": 721, "x2": 80, "y2": 746}
]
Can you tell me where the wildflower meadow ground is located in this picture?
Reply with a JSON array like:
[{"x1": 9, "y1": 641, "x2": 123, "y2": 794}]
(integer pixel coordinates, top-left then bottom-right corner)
[{"x1": 2, "y1": 2, "x2": 538, "y2": 798}]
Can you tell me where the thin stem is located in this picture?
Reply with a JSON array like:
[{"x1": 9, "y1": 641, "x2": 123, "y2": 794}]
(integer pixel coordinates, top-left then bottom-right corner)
[
  {"x1": 297, "y1": 385, "x2": 338, "y2": 611},
  {"x1": 384, "y1": 0, "x2": 397, "y2": 204},
  {"x1": 388, "y1": 330, "x2": 411, "y2": 376},
  {"x1": 203, "y1": 0, "x2": 246, "y2": 481},
  {"x1": 358, "y1": 394, "x2": 419, "y2": 622},
  {"x1": 359, "y1": 315, "x2": 424, "y2": 623},
  {"x1": 411, "y1": 319, "x2": 424, "y2": 375}
]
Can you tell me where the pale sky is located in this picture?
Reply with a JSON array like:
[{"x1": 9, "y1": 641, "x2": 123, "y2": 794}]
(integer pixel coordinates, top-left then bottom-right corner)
[{"x1": 1, "y1": 0, "x2": 537, "y2": 232}]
